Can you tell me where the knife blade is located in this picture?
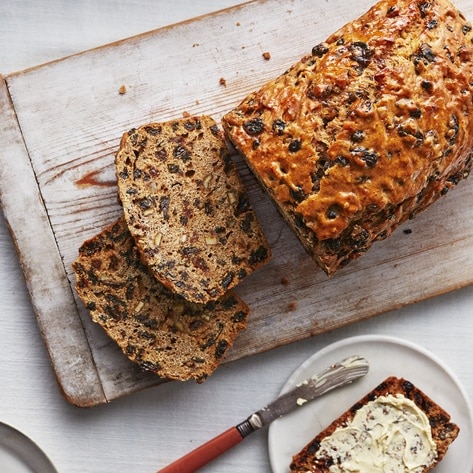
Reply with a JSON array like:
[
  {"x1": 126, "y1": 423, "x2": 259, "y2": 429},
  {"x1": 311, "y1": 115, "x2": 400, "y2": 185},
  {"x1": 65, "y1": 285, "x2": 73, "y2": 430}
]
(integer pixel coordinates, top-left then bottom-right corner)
[{"x1": 157, "y1": 355, "x2": 369, "y2": 473}]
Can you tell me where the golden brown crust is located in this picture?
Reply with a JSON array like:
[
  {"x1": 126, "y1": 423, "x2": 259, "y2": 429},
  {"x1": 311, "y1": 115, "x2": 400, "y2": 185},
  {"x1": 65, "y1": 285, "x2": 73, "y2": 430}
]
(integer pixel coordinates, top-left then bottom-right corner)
[
  {"x1": 72, "y1": 218, "x2": 250, "y2": 383},
  {"x1": 115, "y1": 115, "x2": 270, "y2": 302},
  {"x1": 222, "y1": 0, "x2": 473, "y2": 274},
  {"x1": 290, "y1": 376, "x2": 459, "y2": 472}
]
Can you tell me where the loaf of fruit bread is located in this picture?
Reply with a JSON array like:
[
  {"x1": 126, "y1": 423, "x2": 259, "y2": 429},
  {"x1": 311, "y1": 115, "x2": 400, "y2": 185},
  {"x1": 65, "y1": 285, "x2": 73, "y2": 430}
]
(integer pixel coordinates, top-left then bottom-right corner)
[
  {"x1": 222, "y1": 0, "x2": 473, "y2": 275},
  {"x1": 115, "y1": 115, "x2": 270, "y2": 303},
  {"x1": 72, "y1": 218, "x2": 249, "y2": 383},
  {"x1": 290, "y1": 376, "x2": 459, "y2": 472}
]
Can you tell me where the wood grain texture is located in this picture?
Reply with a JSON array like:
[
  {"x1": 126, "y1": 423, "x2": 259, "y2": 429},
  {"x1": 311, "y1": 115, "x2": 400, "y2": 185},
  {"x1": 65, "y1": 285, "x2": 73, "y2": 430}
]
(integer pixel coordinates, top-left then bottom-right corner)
[
  {"x1": 0, "y1": 76, "x2": 106, "y2": 406},
  {"x1": 1, "y1": 0, "x2": 473, "y2": 406}
]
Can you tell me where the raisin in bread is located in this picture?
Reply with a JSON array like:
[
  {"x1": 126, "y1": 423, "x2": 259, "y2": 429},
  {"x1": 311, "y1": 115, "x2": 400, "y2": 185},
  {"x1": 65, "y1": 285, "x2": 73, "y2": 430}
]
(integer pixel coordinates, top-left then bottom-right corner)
[
  {"x1": 72, "y1": 218, "x2": 249, "y2": 383},
  {"x1": 290, "y1": 376, "x2": 459, "y2": 473},
  {"x1": 222, "y1": 0, "x2": 473, "y2": 275},
  {"x1": 115, "y1": 115, "x2": 270, "y2": 303}
]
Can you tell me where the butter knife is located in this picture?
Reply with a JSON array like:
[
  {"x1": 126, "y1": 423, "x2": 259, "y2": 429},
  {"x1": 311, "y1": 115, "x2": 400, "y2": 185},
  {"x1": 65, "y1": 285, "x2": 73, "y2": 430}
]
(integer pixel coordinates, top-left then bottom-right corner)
[{"x1": 157, "y1": 354, "x2": 369, "y2": 473}]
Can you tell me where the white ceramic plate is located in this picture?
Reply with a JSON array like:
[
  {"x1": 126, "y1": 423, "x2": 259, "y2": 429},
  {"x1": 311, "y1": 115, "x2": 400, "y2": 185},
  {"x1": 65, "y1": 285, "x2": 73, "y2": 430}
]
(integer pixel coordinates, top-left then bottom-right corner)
[
  {"x1": 268, "y1": 334, "x2": 473, "y2": 473},
  {"x1": 0, "y1": 422, "x2": 57, "y2": 473}
]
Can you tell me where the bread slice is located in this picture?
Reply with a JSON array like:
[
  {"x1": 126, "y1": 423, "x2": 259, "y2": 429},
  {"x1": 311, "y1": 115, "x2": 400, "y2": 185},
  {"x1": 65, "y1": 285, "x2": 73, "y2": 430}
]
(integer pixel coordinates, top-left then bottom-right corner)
[
  {"x1": 222, "y1": 0, "x2": 473, "y2": 275},
  {"x1": 72, "y1": 217, "x2": 250, "y2": 383},
  {"x1": 115, "y1": 115, "x2": 270, "y2": 303},
  {"x1": 290, "y1": 376, "x2": 459, "y2": 472}
]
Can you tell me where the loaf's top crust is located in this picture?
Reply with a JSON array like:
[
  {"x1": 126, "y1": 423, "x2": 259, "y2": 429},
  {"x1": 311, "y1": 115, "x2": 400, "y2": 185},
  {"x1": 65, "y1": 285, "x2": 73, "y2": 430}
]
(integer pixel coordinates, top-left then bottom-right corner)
[{"x1": 223, "y1": 0, "x2": 473, "y2": 273}]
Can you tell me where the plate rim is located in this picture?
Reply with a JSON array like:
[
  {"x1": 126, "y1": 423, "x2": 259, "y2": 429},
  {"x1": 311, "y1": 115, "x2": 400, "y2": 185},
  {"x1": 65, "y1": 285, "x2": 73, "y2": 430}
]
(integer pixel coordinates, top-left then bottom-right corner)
[
  {"x1": 0, "y1": 421, "x2": 58, "y2": 473},
  {"x1": 268, "y1": 334, "x2": 473, "y2": 473}
]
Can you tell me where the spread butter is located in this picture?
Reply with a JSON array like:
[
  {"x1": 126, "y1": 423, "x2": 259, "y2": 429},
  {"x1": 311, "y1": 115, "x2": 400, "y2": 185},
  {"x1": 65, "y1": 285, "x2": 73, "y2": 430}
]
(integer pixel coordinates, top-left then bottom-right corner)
[{"x1": 315, "y1": 394, "x2": 437, "y2": 472}]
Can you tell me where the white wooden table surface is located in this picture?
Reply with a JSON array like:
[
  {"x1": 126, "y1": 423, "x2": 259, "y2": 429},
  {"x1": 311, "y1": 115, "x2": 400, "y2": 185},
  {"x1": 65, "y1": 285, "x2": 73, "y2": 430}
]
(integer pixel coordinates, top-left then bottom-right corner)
[{"x1": 1, "y1": 1, "x2": 473, "y2": 472}]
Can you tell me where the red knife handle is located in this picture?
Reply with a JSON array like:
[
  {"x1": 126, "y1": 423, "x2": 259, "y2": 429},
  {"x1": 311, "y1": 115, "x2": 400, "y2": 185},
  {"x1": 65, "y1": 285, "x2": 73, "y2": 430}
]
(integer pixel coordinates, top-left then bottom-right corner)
[{"x1": 157, "y1": 426, "x2": 244, "y2": 473}]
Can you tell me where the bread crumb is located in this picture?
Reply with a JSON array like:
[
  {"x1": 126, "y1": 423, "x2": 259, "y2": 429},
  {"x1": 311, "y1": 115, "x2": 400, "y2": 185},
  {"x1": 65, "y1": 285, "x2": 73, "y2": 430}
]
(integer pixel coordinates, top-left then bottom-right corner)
[
  {"x1": 236, "y1": 22, "x2": 241, "y2": 26},
  {"x1": 182, "y1": 111, "x2": 191, "y2": 118},
  {"x1": 280, "y1": 276, "x2": 289, "y2": 286},
  {"x1": 287, "y1": 301, "x2": 297, "y2": 311},
  {"x1": 118, "y1": 85, "x2": 127, "y2": 95},
  {"x1": 192, "y1": 43, "x2": 200, "y2": 47},
  {"x1": 219, "y1": 77, "x2": 227, "y2": 87},
  {"x1": 262, "y1": 51, "x2": 271, "y2": 60}
]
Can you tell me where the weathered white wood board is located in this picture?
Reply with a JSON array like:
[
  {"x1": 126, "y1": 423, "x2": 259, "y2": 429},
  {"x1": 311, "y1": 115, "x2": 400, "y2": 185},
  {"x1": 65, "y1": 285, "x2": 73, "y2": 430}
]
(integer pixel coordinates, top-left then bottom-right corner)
[{"x1": 2, "y1": 0, "x2": 473, "y2": 407}]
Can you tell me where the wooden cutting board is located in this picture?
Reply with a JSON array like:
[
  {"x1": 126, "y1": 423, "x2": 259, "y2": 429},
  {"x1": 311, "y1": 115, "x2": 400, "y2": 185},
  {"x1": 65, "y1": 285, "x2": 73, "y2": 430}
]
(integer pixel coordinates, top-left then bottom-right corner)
[{"x1": 2, "y1": 0, "x2": 473, "y2": 407}]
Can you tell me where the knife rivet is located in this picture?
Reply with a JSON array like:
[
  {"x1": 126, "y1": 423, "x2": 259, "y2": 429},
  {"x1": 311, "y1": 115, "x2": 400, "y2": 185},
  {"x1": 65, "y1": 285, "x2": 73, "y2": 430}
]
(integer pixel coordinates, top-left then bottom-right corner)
[{"x1": 248, "y1": 413, "x2": 263, "y2": 430}]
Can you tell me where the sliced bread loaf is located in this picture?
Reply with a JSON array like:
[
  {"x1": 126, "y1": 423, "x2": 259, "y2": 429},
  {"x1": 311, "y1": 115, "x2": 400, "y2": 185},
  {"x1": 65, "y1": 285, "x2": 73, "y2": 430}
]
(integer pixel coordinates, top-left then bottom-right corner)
[
  {"x1": 222, "y1": 0, "x2": 473, "y2": 275},
  {"x1": 290, "y1": 376, "x2": 459, "y2": 472},
  {"x1": 72, "y1": 217, "x2": 250, "y2": 383},
  {"x1": 115, "y1": 115, "x2": 270, "y2": 303}
]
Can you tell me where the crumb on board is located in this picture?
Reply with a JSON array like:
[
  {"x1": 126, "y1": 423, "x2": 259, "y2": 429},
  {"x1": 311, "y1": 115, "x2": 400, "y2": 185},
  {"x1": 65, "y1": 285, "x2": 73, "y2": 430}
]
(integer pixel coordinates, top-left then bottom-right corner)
[
  {"x1": 118, "y1": 85, "x2": 127, "y2": 95},
  {"x1": 287, "y1": 301, "x2": 297, "y2": 312},
  {"x1": 219, "y1": 77, "x2": 227, "y2": 87},
  {"x1": 182, "y1": 111, "x2": 191, "y2": 118},
  {"x1": 262, "y1": 51, "x2": 271, "y2": 60},
  {"x1": 280, "y1": 276, "x2": 289, "y2": 286}
]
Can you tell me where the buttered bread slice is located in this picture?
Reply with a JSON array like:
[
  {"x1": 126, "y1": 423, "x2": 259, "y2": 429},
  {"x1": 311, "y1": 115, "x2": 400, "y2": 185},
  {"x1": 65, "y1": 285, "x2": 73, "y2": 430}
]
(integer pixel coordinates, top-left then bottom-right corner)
[
  {"x1": 290, "y1": 376, "x2": 459, "y2": 473},
  {"x1": 115, "y1": 115, "x2": 270, "y2": 304},
  {"x1": 72, "y1": 218, "x2": 250, "y2": 383}
]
